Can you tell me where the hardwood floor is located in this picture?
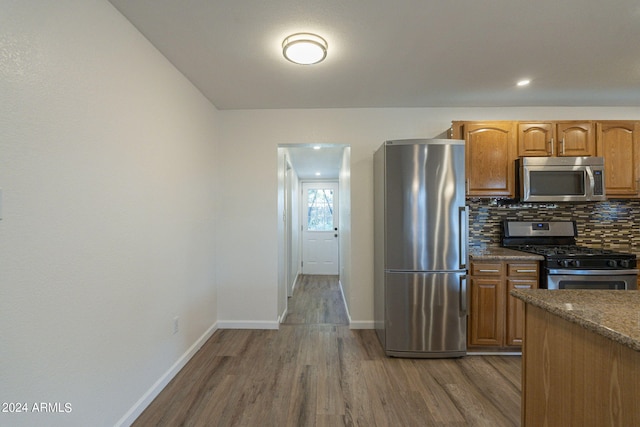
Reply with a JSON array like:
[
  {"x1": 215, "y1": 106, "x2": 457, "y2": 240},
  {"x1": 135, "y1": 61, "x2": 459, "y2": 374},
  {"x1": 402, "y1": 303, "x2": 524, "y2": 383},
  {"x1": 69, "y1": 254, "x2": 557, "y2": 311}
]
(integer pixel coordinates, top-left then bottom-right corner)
[
  {"x1": 133, "y1": 275, "x2": 521, "y2": 426},
  {"x1": 283, "y1": 274, "x2": 349, "y2": 325}
]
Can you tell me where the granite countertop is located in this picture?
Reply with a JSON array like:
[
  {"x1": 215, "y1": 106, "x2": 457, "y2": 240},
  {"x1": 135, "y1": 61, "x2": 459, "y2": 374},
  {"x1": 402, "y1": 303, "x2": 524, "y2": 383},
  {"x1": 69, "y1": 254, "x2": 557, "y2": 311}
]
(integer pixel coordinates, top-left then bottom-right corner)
[
  {"x1": 470, "y1": 246, "x2": 544, "y2": 261},
  {"x1": 511, "y1": 289, "x2": 640, "y2": 351}
]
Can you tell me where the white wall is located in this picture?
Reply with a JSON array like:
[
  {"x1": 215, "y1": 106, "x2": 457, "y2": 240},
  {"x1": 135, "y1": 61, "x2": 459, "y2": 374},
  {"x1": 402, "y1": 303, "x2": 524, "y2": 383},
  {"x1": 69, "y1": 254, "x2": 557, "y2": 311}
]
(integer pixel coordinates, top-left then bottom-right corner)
[
  {"x1": 276, "y1": 150, "x2": 301, "y2": 320},
  {"x1": 217, "y1": 107, "x2": 640, "y2": 327},
  {"x1": 338, "y1": 147, "x2": 352, "y2": 319},
  {"x1": 0, "y1": 1, "x2": 219, "y2": 426}
]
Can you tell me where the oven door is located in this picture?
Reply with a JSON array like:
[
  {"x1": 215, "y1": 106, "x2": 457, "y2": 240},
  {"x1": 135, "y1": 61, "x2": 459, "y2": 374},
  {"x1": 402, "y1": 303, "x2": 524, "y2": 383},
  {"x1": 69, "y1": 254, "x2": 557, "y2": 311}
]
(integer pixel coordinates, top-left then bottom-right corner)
[{"x1": 547, "y1": 269, "x2": 638, "y2": 290}]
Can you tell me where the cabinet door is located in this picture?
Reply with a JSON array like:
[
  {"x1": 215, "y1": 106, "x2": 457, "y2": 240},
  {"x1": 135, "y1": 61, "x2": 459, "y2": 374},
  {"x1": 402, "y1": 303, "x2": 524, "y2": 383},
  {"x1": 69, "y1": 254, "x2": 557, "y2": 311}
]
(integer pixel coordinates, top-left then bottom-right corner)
[
  {"x1": 596, "y1": 121, "x2": 640, "y2": 198},
  {"x1": 506, "y1": 279, "x2": 537, "y2": 346},
  {"x1": 518, "y1": 122, "x2": 553, "y2": 156},
  {"x1": 555, "y1": 122, "x2": 595, "y2": 156},
  {"x1": 457, "y1": 122, "x2": 516, "y2": 197},
  {"x1": 469, "y1": 277, "x2": 504, "y2": 346}
]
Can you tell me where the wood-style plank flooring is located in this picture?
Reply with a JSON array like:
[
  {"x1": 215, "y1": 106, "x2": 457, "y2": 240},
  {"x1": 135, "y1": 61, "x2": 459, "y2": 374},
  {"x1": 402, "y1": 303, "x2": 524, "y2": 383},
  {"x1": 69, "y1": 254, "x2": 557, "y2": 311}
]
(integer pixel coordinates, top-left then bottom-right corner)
[
  {"x1": 283, "y1": 275, "x2": 349, "y2": 325},
  {"x1": 133, "y1": 275, "x2": 521, "y2": 426}
]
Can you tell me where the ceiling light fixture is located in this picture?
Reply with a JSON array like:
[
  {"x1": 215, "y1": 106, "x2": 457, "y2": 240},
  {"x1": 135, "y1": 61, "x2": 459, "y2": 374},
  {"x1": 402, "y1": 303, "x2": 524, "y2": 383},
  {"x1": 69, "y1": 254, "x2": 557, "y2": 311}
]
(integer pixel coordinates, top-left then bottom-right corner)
[
  {"x1": 282, "y1": 33, "x2": 328, "y2": 65},
  {"x1": 517, "y1": 79, "x2": 531, "y2": 87}
]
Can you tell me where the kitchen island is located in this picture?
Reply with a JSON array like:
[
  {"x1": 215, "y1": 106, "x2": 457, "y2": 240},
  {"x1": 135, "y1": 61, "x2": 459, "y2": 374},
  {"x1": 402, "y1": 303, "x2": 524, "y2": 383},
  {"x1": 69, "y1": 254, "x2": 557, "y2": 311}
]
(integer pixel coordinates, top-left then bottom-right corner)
[{"x1": 511, "y1": 289, "x2": 640, "y2": 426}]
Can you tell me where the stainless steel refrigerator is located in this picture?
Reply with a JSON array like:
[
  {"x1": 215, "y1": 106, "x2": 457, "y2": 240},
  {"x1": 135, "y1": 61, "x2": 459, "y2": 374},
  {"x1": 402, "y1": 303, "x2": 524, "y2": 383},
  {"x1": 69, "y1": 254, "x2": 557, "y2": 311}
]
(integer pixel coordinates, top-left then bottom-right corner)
[{"x1": 374, "y1": 139, "x2": 468, "y2": 358}]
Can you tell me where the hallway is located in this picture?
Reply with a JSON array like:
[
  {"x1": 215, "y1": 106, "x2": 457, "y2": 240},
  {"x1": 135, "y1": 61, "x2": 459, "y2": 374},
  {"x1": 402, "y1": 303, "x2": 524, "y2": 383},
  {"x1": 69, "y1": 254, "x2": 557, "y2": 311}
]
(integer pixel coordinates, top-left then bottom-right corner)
[
  {"x1": 133, "y1": 275, "x2": 521, "y2": 426},
  {"x1": 283, "y1": 275, "x2": 349, "y2": 325}
]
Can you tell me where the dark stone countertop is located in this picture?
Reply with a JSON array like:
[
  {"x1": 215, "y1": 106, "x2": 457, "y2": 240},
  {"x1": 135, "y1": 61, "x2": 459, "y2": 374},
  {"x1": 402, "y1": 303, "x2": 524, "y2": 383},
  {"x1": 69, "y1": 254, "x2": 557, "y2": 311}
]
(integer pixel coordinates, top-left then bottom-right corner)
[
  {"x1": 511, "y1": 289, "x2": 640, "y2": 352},
  {"x1": 470, "y1": 246, "x2": 544, "y2": 261}
]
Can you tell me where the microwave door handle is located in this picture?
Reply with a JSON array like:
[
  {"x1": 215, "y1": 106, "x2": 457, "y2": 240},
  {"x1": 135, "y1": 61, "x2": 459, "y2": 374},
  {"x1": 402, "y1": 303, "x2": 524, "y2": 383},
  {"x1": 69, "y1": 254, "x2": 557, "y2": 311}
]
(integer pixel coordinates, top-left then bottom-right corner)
[
  {"x1": 522, "y1": 169, "x2": 531, "y2": 200},
  {"x1": 586, "y1": 167, "x2": 595, "y2": 197}
]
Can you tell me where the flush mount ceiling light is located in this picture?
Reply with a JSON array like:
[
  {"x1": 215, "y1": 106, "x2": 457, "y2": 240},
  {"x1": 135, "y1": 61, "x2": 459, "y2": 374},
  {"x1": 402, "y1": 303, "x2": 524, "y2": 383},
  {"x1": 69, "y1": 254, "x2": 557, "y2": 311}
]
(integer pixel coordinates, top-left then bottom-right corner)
[
  {"x1": 282, "y1": 33, "x2": 328, "y2": 65},
  {"x1": 517, "y1": 79, "x2": 531, "y2": 87}
]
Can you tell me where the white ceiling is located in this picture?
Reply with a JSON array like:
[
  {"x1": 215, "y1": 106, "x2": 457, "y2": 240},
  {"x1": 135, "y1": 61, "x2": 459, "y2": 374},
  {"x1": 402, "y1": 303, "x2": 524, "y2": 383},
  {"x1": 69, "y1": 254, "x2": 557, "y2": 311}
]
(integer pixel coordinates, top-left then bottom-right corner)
[
  {"x1": 283, "y1": 145, "x2": 345, "y2": 180},
  {"x1": 107, "y1": 0, "x2": 640, "y2": 177},
  {"x1": 109, "y1": 0, "x2": 640, "y2": 110}
]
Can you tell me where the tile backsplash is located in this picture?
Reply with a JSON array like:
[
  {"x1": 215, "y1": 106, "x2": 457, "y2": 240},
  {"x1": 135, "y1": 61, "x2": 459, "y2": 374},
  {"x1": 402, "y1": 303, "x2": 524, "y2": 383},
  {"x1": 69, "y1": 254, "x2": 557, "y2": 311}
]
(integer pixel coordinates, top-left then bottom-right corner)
[{"x1": 468, "y1": 199, "x2": 640, "y2": 250}]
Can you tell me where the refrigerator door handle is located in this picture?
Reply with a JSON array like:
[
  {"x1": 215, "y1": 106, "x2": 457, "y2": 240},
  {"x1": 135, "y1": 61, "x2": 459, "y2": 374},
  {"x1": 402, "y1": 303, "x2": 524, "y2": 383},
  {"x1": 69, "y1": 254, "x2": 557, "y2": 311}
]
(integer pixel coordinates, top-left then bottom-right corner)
[
  {"x1": 458, "y1": 206, "x2": 468, "y2": 270},
  {"x1": 460, "y1": 275, "x2": 467, "y2": 315}
]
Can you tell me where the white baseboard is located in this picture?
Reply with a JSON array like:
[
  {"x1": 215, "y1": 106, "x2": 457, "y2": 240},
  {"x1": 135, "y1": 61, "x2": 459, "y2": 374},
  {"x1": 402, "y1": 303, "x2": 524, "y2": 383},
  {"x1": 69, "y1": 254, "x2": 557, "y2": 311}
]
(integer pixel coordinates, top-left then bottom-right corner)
[
  {"x1": 349, "y1": 320, "x2": 375, "y2": 329},
  {"x1": 337, "y1": 279, "x2": 374, "y2": 329},
  {"x1": 337, "y1": 278, "x2": 352, "y2": 324},
  {"x1": 115, "y1": 321, "x2": 219, "y2": 427},
  {"x1": 290, "y1": 271, "x2": 300, "y2": 295},
  {"x1": 216, "y1": 320, "x2": 279, "y2": 330},
  {"x1": 278, "y1": 307, "x2": 288, "y2": 324}
]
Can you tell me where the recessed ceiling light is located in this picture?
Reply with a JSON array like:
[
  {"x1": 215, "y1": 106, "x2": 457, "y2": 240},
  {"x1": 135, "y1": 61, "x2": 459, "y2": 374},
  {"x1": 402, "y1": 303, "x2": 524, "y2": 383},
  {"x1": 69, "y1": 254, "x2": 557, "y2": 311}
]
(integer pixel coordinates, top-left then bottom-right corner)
[
  {"x1": 517, "y1": 79, "x2": 531, "y2": 87},
  {"x1": 282, "y1": 33, "x2": 328, "y2": 65},
  {"x1": 313, "y1": 145, "x2": 321, "y2": 150},
  {"x1": 315, "y1": 172, "x2": 321, "y2": 176}
]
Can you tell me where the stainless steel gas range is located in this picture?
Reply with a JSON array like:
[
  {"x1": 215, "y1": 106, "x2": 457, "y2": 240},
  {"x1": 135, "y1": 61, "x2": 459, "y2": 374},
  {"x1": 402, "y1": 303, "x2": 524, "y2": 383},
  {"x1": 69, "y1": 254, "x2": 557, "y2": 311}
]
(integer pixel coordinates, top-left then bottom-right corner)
[{"x1": 501, "y1": 220, "x2": 638, "y2": 290}]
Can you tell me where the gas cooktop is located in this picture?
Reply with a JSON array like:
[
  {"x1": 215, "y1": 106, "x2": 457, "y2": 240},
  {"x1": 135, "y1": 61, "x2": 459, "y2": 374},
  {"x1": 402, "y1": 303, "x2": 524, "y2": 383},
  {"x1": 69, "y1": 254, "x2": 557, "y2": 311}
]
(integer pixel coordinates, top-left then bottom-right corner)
[
  {"x1": 511, "y1": 245, "x2": 634, "y2": 258},
  {"x1": 501, "y1": 220, "x2": 637, "y2": 270}
]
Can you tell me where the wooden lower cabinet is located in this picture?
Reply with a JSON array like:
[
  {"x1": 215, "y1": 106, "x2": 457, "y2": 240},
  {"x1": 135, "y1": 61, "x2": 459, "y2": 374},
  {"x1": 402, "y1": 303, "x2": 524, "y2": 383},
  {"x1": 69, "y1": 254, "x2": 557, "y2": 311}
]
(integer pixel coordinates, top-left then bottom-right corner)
[
  {"x1": 468, "y1": 262, "x2": 504, "y2": 346},
  {"x1": 506, "y1": 277, "x2": 537, "y2": 346},
  {"x1": 468, "y1": 260, "x2": 538, "y2": 349},
  {"x1": 522, "y1": 305, "x2": 640, "y2": 426}
]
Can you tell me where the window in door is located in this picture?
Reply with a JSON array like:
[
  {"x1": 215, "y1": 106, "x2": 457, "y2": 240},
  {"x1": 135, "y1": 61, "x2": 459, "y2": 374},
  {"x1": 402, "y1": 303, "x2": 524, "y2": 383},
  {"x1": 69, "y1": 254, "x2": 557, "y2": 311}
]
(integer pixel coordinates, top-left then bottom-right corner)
[{"x1": 306, "y1": 188, "x2": 334, "y2": 231}]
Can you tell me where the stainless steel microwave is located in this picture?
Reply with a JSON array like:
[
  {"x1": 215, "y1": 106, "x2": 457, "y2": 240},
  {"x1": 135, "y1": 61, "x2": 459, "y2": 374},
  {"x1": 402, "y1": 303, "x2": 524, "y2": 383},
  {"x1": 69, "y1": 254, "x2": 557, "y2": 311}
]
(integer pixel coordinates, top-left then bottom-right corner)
[{"x1": 517, "y1": 156, "x2": 606, "y2": 202}]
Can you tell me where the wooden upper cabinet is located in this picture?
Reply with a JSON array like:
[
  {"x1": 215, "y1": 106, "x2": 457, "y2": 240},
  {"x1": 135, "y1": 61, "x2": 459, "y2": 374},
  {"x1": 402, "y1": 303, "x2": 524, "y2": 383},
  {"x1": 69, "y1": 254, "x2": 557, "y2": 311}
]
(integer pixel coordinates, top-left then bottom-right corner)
[
  {"x1": 556, "y1": 122, "x2": 595, "y2": 156},
  {"x1": 518, "y1": 121, "x2": 595, "y2": 157},
  {"x1": 518, "y1": 122, "x2": 554, "y2": 156},
  {"x1": 596, "y1": 121, "x2": 640, "y2": 198},
  {"x1": 453, "y1": 121, "x2": 516, "y2": 197}
]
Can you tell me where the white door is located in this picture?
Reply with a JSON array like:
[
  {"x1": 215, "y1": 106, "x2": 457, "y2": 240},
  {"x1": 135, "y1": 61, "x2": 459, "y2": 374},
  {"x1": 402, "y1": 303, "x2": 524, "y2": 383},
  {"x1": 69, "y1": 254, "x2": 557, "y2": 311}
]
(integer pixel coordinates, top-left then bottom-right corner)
[{"x1": 302, "y1": 182, "x2": 339, "y2": 275}]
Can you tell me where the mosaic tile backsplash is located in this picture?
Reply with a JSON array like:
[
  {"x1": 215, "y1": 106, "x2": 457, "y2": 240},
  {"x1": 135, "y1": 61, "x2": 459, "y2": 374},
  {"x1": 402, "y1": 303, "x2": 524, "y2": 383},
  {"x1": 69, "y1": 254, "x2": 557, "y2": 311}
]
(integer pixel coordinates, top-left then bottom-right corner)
[{"x1": 468, "y1": 199, "x2": 640, "y2": 250}]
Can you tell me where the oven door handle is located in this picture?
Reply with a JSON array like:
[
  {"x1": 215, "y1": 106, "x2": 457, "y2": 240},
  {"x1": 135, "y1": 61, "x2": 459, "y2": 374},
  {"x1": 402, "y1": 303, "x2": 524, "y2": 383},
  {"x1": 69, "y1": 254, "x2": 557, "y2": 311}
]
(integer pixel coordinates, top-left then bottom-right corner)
[{"x1": 548, "y1": 268, "x2": 639, "y2": 275}]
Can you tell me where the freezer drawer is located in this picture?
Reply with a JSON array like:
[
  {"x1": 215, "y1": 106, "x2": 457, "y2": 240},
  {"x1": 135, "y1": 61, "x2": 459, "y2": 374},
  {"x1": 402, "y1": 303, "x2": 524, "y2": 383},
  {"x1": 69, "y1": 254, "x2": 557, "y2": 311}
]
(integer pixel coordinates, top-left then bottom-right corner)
[{"x1": 385, "y1": 271, "x2": 467, "y2": 358}]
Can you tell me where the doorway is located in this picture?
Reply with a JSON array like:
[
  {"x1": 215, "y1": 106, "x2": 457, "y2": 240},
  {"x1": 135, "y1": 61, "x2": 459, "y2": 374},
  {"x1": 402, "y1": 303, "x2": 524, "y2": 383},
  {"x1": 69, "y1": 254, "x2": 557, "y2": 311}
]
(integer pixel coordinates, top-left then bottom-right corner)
[{"x1": 276, "y1": 144, "x2": 351, "y2": 325}]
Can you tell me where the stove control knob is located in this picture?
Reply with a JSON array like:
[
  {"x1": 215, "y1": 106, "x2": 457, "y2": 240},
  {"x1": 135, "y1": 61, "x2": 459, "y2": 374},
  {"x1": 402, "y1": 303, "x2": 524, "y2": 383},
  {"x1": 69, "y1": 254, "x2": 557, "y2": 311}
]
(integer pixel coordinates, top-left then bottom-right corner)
[
  {"x1": 620, "y1": 260, "x2": 630, "y2": 268},
  {"x1": 574, "y1": 260, "x2": 581, "y2": 268},
  {"x1": 561, "y1": 259, "x2": 573, "y2": 268},
  {"x1": 607, "y1": 260, "x2": 617, "y2": 268}
]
